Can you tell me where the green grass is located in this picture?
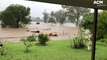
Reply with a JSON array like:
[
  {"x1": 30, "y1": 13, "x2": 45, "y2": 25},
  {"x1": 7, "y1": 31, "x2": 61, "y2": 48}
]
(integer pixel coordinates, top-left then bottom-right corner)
[{"x1": 0, "y1": 40, "x2": 107, "y2": 60}]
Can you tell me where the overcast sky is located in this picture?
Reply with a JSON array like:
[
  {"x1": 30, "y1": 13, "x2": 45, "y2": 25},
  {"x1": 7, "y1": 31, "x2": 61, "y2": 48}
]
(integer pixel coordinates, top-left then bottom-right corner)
[
  {"x1": 0, "y1": 0, "x2": 96, "y2": 19},
  {"x1": 0, "y1": 0, "x2": 62, "y2": 19}
]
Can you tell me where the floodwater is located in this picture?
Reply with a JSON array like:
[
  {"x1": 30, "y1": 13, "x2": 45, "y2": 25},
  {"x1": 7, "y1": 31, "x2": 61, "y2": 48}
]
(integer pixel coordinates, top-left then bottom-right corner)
[{"x1": 0, "y1": 22, "x2": 78, "y2": 42}]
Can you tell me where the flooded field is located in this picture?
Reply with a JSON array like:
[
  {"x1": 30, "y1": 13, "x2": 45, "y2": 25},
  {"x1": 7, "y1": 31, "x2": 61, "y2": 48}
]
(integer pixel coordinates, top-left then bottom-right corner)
[{"x1": 0, "y1": 22, "x2": 78, "y2": 42}]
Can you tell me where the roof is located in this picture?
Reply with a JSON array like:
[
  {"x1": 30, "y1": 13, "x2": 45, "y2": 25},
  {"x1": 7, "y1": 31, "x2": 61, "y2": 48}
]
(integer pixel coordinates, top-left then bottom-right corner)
[{"x1": 28, "y1": 0, "x2": 107, "y2": 10}]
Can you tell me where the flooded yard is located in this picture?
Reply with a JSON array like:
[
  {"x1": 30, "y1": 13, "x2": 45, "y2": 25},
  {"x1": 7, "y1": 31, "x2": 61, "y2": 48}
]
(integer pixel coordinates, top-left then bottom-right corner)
[{"x1": 0, "y1": 22, "x2": 78, "y2": 42}]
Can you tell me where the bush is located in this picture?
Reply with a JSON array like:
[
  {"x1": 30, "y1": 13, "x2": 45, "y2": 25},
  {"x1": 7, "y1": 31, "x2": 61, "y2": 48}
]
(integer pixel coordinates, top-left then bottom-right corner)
[
  {"x1": 38, "y1": 33, "x2": 49, "y2": 45},
  {"x1": 97, "y1": 39, "x2": 107, "y2": 47},
  {"x1": 72, "y1": 35, "x2": 86, "y2": 49},
  {"x1": 0, "y1": 40, "x2": 5, "y2": 55},
  {"x1": 26, "y1": 35, "x2": 36, "y2": 41},
  {"x1": 20, "y1": 35, "x2": 36, "y2": 52},
  {"x1": 20, "y1": 38, "x2": 32, "y2": 53},
  {"x1": 72, "y1": 30, "x2": 88, "y2": 49}
]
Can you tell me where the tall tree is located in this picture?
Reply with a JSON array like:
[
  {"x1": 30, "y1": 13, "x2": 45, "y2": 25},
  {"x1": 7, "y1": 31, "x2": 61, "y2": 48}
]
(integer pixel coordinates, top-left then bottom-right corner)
[
  {"x1": 62, "y1": 5, "x2": 90, "y2": 27},
  {"x1": 54, "y1": 10, "x2": 66, "y2": 25},
  {"x1": 97, "y1": 11, "x2": 107, "y2": 39},
  {"x1": 81, "y1": 11, "x2": 107, "y2": 40},
  {"x1": 50, "y1": 11, "x2": 55, "y2": 17},
  {"x1": 0, "y1": 4, "x2": 31, "y2": 28},
  {"x1": 48, "y1": 11, "x2": 56, "y2": 24},
  {"x1": 43, "y1": 10, "x2": 49, "y2": 23},
  {"x1": 81, "y1": 13, "x2": 93, "y2": 31},
  {"x1": 59, "y1": 14, "x2": 66, "y2": 25},
  {"x1": 54, "y1": 10, "x2": 62, "y2": 23}
]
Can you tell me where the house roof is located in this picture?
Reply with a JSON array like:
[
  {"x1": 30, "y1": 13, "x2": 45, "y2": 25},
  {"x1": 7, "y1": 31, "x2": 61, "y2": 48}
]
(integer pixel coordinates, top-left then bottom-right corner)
[{"x1": 28, "y1": 0, "x2": 107, "y2": 10}]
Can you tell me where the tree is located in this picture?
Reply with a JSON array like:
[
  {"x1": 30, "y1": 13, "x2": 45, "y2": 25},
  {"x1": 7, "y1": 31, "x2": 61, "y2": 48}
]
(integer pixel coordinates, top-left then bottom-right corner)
[
  {"x1": 50, "y1": 11, "x2": 55, "y2": 17},
  {"x1": 43, "y1": 10, "x2": 49, "y2": 23},
  {"x1": 54, "y1": 10, "x2": 66, "y2": 25},
  {"x1": 62, "y1": 5, "x2": 90, "y2": 27},
  {"x1": 54, "y1": 10, "x2": 62, "y2": 23},
  {"x1": 81, "y1": 11, "x2": 107, "y2": 40},
  {"x1": 81, "y1": 13, "x2": 93, "y2": 31},
  {"x1": 0, "y1": 4, "x2": 31, "y2": 28},
  {"x1": 97, "y1": 11, "x2": 107, "y2": 39},
  {"x1": 48, "y1": 11, "x2": 56, "y2": 24},
  {"x1": 48, "y1": 17, "x2": 56, "y2": 24},
  {"x1": 59, "y1": 13, "x2": 66, "y2": 25}
]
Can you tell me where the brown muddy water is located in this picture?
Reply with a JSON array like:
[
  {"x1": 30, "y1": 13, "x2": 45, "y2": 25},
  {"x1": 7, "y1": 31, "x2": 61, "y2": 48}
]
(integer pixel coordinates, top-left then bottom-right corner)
[{"x1": 0, "y1": 22, "x2": 78, "y2": 42}]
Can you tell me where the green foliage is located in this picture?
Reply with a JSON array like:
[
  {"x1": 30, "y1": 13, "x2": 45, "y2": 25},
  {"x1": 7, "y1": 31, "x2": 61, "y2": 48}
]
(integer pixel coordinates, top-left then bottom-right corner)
[
  {"x1": 48, "y1": 17, "x2": 56, "y2": 24},
  {"x1": 54, "y1": 10, "x2": 63, "y2": 23},
  {"x1": 100, "y1": 39, "x2": 107, "y2": 43},
  {"x1": 50, "y1": 11, "x2": 55, "y2": 17},
  {"x1": 0, "y1": 39, "x2": 5, "y2": 56},
  {"x1": 0, "y1": 46, "x2": 5, "y2": 56},
  {"x1": 73, "y1": 30, "x2": 87, "y2": 49},
  {"x1": 59, "y1": 16, "x2": 66, "y2": 25},
  {"x1": 0, "y1": 40, "x2": 107, "y2": 60},
  {"x1": 26, "y1": 35, "x2": 36, "y2": 41},
  {"x1": 97, "y1": 11, "x2": 107, "y2": 39},
  {"x1": 72, "y1": 34, "x2": 86, "y2": 49},
  {"x1": 54, "y1": 10, "x2": 66, "y2": 25},
  {"x1": 62, "y1": 5, "x2": 90, "y2": 26},
  {"x1": 43, "y1": 10, "x2": 49, "y2": 23},
  {"x1": 0, "y1": 4, "x2": 31, "y2": 28},
  {"x1": 97, "y1": 39, "x2": 107, "y2": 47},
  {"x1": 81, "y1": 13, "x2": 93, "y2": 30},
  {"x1": 0, "y1": 41, "x2": 92, "y2": 60},
  {"x1": 43, "y1": 10, "x2": 66, "y2": 25},
  {"x1": 21, "y1": 38, "x2": 33, "y2": 53},
  {"x1": 81, "y1": 11, "x2": 107, "y2": 40},
  {"x1": 48, "y1": 11, "x2": 56, "y2": 24},
  {"x1": 38, "y1": 33, "x2": 49, "y2": 45}
]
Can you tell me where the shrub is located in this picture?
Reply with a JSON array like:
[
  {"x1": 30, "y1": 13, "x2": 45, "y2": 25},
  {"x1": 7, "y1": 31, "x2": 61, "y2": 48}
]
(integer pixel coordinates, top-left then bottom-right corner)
[
  {"x1": 26, "y1": 35, "x2": 36, "y2": 41},
  {"x1": 38, "y1": 33, "x2": 49, "y2": 45},
  {"x1": 97, "y1": 39, "x2": 107, "y2": 47},
  {"x1": 72, "y1": 29, "x2": 93, "y2": 50},
  {"x1": 0, "y1": 39, "x2": 5, "y2": 55},
  {"x1": 72, "y1": 35, "x2": 86, "y2": 49},
  {"x1": 72, "y1": 30, "x2": 88, "y2": 49},
  {"x1": 20, "y1": 38, "x2": 33, "y2": 53}
]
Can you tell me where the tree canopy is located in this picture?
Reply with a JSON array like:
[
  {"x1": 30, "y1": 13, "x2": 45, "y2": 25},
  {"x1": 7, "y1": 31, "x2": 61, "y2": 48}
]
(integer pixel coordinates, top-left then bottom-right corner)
[
  {"x1": 0, "y1": 4, "x2": 31, "y2": 28},
  {"x1": 43, "y1": 10, "x2": 49, "y2": 23},
  {"x1": 54, "y1": 10, "x2": 66, "y2": 25},
  {"x1": 62, "y1": 5, "x2": 90, "y2": 27},
  {"x1": 48, "y1": 11, "x2": 56, "y2": 24},
  {"x1": 81, "y1": 11, "x2": 107, "y2": 40},
  {"x1": 42, "y1": 10, "x2": 66, "y2": 25}
]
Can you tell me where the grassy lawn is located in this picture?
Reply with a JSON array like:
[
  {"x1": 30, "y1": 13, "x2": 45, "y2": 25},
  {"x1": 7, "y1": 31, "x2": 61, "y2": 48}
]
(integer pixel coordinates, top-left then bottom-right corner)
[{"x1": 0, "y1": 40, "x2": 107, "y2": 60}]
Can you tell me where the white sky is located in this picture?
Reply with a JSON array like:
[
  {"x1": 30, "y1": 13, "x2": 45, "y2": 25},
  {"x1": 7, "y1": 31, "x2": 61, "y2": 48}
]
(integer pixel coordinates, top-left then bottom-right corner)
[{"x1": 0, "y1": 0, "x2": 62, "y2": 19}]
